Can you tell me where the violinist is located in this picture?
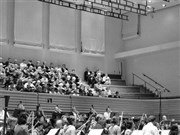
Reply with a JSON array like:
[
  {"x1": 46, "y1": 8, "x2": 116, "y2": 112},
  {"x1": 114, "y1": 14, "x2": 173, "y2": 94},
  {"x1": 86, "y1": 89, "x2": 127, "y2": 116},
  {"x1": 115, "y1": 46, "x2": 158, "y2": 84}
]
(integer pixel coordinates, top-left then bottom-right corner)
[
  {"x1": 14, "y1": 112, "x2": 29, "y2": 135},
  {"x1": 108, "y1": 118, "x2": 121, "y2": 135},
  {"x1": 124, "y1": 122, "x2": 133, "y2": 135},
  {"x1": 72, "y1": 106, "x2": 80, "y2": 122},
  {"x1": 63, "y1": 116, "x2": 76, "y2": 135},
  {"x1": 160, "y1": 115, "x2": 169, "y2": 130},
  {"x1": 88, "y1": 105, "x2": 97, "y2": 118},
  {"x1": 51, "y1": 105, "x2": 62, "y2": 127},
  {"x1": 31, "y1": 122, "x2": 44, "y2": 135},
  {"x1": 35, "y1": 104, "x2": 46, "y2": 124},
  {"x1": 104, "y1": 106, "x2": 112, "y2": 120}
]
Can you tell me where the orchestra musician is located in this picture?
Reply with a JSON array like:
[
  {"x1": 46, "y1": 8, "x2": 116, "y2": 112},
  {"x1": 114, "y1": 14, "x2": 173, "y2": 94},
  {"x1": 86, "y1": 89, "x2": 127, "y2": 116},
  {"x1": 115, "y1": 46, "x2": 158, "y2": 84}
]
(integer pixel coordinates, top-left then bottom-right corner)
[
  {"x1": 12, "y1": 101, "x2": 25, "y2": 118},
  {"x1": 108, "y1": 118, "x2": 121, "y2": 135},
  {"x1": 51, "y1": 105, "x2": 62, "y2": 127},
  {"x1": 63, "y1": 116, "x2": 76, "y2": 135},
  {"x1": 142, "y1": 115, "x2": 159, "y2": 135},
  {"x1": 72, "y1": 106, "x2": 80, "y2": 122},
  {"x1": 6, "y1": 117, "x2": 17, "y2": 135},
  {"x1": 14, "y1": 112, "x2": 29, "y2": 135},
  {"x1": 35, "y1": 104, "x2": 46, "y2": 125},
  {"x1": 31, "y1": 122, "x2": 44, "y2": 135},
  {"x1": 160, "y1": 115, "x2": 169, "y2": 130},
  {"x1": 88, "y1": 105, "x2": 97, "y2": 118},
  {"x1": 104, "y1": 106, "x2": 112, "y2": 120}
]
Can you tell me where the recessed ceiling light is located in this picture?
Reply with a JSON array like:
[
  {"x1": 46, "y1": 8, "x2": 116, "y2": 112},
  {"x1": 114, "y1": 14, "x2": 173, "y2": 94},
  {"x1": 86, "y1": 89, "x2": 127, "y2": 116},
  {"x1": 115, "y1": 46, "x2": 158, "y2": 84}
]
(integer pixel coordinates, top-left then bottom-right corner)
[
  {"x1": 162, "y1": 4, "x2": 166, "y2": 7},
  {"x1": 148, "y1": 0, "x2": 152, "y2": 3}
]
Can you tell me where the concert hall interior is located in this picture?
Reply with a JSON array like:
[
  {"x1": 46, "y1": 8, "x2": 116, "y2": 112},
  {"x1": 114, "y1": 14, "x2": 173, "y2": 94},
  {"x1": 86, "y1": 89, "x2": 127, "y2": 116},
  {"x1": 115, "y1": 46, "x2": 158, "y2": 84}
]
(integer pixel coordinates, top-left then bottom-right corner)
[{"x1": 0, "y1": 0, "x2": 180, "y2": 135}]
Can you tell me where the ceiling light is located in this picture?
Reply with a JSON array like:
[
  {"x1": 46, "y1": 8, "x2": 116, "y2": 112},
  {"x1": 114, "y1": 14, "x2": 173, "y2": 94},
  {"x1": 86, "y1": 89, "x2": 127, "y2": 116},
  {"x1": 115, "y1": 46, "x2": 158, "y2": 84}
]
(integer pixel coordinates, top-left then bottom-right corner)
[
  {"x1": 148, "y1": 0, "x2": 152, "y2": 3},
  {"x1": 162, "y1": 4, "x2": 166, "y2": 7},
  {"x1": 38, "y1": 0, "x2": 150, "y2": 20}
]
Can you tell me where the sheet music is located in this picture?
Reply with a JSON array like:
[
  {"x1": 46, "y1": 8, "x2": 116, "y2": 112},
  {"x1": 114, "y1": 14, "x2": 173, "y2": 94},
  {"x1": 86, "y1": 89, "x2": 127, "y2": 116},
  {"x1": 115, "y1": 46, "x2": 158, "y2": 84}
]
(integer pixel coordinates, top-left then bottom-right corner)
[
  {"x1": 88, "y1": 129, "x2": 103, "y2": 135},
  {"x1": 131, "y1": 130, "x2": 170, "y2": 135},
  {"x1": 131, "y1": 130, "x2": 143, "y2": 135},
  {"x1": 47, "y1": 128, "x2": 59, "y2": 135}
]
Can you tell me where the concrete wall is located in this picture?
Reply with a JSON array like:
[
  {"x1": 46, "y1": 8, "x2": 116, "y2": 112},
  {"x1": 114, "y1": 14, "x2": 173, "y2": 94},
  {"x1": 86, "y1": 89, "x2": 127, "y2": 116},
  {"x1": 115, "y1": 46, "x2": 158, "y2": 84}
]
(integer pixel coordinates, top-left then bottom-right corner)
[
  {"x1": 0, "y1": 0, "x2": 124, "y2": 79},
  {"x1": 123, "y1": 5, "x2": 180, "y2": 97}
]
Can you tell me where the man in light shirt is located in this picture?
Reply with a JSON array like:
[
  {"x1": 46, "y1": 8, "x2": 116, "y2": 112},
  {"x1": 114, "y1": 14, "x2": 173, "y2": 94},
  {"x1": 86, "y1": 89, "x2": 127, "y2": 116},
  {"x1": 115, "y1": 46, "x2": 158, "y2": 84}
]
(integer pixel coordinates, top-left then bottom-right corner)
[
  {"x1": 104, "y1": 107, "x2": 112, "y2": 120},
  {"x1": 142, "y1": 115, "x2": 159, "y2": 135}
]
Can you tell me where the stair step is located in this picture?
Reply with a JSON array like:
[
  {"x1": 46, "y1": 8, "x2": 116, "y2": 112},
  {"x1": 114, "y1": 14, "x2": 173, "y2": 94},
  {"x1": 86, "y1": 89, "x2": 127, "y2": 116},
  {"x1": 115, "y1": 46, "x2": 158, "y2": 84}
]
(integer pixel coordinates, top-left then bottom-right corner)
[
  {"x1": 108, "y1": 74, "x2": 121, "y2": 79},
  {"x1": 111, "y1": 79, "x2": 126, "y2": 85},
  {"x1": 103, "y1": 85, "x2": 141, "y2": 93}
]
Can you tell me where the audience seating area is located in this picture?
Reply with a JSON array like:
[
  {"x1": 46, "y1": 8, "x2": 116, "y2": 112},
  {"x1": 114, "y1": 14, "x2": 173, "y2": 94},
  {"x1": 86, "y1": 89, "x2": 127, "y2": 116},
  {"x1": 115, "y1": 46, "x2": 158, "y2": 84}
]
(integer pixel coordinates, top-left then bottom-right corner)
[
  {"x1": 1, "y1": 57, "x2": 179, "y2": 122},
  {"x1": 0, "y1": 58, "x2": 157, "y2": 99}
]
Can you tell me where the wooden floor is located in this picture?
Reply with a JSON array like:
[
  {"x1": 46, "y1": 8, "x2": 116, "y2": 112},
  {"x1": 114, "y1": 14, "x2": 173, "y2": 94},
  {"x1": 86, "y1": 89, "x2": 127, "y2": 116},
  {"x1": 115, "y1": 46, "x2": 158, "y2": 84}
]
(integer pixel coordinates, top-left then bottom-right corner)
[{"x1": 0, "y1": 89, "x2": 180, "y2": 120}]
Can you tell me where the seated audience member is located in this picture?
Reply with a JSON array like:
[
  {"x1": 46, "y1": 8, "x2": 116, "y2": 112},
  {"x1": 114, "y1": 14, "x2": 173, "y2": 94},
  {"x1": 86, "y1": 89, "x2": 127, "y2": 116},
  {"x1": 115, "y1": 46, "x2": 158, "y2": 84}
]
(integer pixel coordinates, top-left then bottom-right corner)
[
  {"x1": 94, "y1": 82, "x2": 103, "y2": 96},
  {"x1": 84, "y1": 68, "x2": 90, "y2": 82},
  {"x1": 35, "y1": 61, "x2": 41, "y2": 69},
  {"x1": 20, "y1": 59, "x2": 27, "y2": 70},
  {"x1": 88, "y1": 72, "x2": 96, "y2": 88},
  {"x1": 95, "y1": 72, "x2": 102, "y2": 84},
  {"x1": 105, "y1": 86, "x2": 112, "y2": 97},
  {"x1": 34, "y1": 80, "x2": 43, "y2": 93},
  {"x1": 114, "y1": 91, "x2": 120, "y2": 98},
  {"x1": 87, "y1": 89, "x2": 94, "y2": 96},
  {"x1": 14, "y1": 112, "x2": 29, "y2": 135},
  {"x1": 57, "y1": 83, "x2": 64, "y2": 94},
  {"x1": 102, "y1": 74, "x2": 111, "y2": 85},
  {"x1": 24, "y1": 79, "x2": 36, "y2": 92},
  {"x1": 41, "y1": 61, "x2": 47, "y2": 70},
  {"x1": 4, "y1": 58, "x2": 11, "y2": 67},
  {"x1": 61, "y1": 64, "x2": 68, "y2": 73},
  {"x1": 15, "y1": 74, "x2": 24, "y2": 91},
  {"x1": 27, "y1": 60, "x2": 34, "y2": 68},
  {"x1": 6, "y1": 117, "x2": 17, "y2": 135}
]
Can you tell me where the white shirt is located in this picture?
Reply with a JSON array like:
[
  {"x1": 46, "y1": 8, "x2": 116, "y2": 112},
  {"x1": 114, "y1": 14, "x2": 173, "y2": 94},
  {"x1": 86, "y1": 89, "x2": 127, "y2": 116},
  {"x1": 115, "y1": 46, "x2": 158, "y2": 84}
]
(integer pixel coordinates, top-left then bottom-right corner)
[
  {"x1": 142, "y1": 122, "x2": 159, "y2": 135},
  {"x1": 0, "y1": 109, "x2": 9, "y2": 120},
  {"x1": 108, "y1": 125, "x2": 121, "y2": 135},
  {"x1": 104, "y1": 112, "x2": 111, "y2": 120},
  {"x1": 20, "y1": 63, "x2": 27, "y2": 69},
  {"x1": 64, "y1": 125, "x2": 76, "y2": 135}
]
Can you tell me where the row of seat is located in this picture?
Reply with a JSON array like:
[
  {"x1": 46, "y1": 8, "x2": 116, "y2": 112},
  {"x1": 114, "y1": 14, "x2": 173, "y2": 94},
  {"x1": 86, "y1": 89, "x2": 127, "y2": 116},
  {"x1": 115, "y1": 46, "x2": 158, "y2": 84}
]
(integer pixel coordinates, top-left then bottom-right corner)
[{"x1": 0, "y1": 89, "x2": 179, "y2": 120}]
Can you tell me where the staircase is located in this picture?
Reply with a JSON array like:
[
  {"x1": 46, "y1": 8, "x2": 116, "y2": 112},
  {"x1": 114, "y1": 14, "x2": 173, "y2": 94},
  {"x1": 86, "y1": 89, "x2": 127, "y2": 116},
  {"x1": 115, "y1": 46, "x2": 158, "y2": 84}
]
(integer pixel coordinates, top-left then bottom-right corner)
[{"x1": 108, "y1": 74, "x2": 157, "y2": 99}]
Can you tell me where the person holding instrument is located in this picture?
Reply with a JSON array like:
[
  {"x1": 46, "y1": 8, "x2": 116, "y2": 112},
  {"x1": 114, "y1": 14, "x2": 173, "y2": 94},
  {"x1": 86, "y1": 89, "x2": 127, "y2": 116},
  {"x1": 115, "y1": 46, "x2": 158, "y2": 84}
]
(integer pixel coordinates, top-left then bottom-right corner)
[
  {"x1": 142, "y1": 115, "x2": 159, "y2": 135},
  {"x1": 104, "y1": 106, "x2": 112, "y2": 120}
]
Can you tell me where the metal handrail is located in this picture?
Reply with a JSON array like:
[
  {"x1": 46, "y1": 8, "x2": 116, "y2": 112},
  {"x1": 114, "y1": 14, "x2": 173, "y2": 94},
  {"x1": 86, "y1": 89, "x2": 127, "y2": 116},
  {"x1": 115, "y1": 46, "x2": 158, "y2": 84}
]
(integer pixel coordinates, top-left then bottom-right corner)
[
  {"x1": 143, "y1": 73, "x2": 170, "y2": 92},
  {"x1": 132, "y1": 73, "x2": 158, "y2": 93}
]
